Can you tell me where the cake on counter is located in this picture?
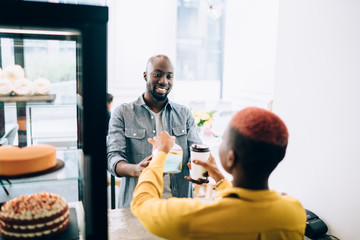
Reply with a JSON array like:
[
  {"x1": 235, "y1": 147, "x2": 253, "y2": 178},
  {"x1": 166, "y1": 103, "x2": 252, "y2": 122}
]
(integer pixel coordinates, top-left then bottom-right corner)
[{"x1": 0, "y1": 192, "x2": 70, "y2": 239}]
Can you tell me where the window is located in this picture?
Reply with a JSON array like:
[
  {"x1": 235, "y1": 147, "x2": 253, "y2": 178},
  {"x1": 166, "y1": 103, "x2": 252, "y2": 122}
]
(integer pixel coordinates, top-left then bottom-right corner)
[
  {"x1": 175, "y1": 0, "x2": 225, "y2": 103},
  {"x1": 23, "y1": 40, "x2": 76, "y2": 84},
  {"x1": 177, "y1": 0, "x2": 224, "y2": 82}
]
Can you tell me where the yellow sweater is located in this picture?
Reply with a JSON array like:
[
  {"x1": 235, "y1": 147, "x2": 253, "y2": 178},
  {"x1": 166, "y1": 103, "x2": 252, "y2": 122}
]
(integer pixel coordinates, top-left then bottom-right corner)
[{"x1": 131, "y1": 151, "x2": 306, "y2": 240}]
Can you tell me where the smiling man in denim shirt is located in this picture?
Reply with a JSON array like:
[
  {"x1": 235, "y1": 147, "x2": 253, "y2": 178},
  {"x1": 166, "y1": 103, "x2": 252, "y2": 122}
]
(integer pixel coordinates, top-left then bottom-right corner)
[{"x1": 107, "y1": 54, "x2": 202, "y2": 208}]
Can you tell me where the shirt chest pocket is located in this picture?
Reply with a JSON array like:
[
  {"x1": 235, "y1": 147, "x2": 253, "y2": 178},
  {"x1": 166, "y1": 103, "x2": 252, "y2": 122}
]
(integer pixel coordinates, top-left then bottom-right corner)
[
  {"x1": 172, "y1": 126, "x2": 187, "y2": 148},
  {"x1": 172, "y1": 126, "x2": 186, "y2": 137},
  {"x1": 125, "y1": 128, "x2": 146, "y2": 156}
]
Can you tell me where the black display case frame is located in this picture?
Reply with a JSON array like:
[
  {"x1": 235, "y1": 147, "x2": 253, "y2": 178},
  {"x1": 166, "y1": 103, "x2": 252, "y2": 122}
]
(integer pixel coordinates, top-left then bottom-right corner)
[{"x1": 0, "y1": 1, "x2": 108, "y2": 239}]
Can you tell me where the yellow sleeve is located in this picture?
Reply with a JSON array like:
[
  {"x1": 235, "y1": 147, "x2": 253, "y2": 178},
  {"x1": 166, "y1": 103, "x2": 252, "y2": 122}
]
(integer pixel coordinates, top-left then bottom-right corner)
[
  {"x1": 131, "y1": 151, "x2": 205, "y2": 239},
  {"x1": 214, "y1": 179, "x2": 233, "y2": 198},
  {"x1": 217, "y1": 179, "x2": 233, "y2": 191}
]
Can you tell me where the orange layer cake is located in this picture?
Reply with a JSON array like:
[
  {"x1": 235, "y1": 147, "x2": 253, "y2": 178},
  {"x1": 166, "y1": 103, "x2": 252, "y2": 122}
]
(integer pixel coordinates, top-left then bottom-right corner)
[
  {"x1": 0, "y1": 192, "x2": 69, "y2": 239},
  {"x1": 0, "y1": 144, "x2": 56, "y2": 176}
]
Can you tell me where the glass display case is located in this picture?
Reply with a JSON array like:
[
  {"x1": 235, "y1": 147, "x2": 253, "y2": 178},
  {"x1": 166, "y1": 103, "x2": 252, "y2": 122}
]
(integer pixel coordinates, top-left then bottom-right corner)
[{"x1": 0, "y1": 1, "x2": 108, "y2": 239}]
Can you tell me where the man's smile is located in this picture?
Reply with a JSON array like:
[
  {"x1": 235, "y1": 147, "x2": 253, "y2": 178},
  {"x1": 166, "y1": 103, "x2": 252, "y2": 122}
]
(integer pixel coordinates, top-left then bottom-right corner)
[{"x1": 155, "y1": 86, "x2": 168, "y2": 94}]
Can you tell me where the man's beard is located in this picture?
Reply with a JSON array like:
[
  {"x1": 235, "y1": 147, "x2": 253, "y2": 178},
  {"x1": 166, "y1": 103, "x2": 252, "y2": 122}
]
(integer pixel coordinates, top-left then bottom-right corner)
[
  {"x1": 148, "y1": 88, "x2": 169, "y2": 102},
  {"x1": 147, "y1": 84, "x2": 171, "y2": 102}
]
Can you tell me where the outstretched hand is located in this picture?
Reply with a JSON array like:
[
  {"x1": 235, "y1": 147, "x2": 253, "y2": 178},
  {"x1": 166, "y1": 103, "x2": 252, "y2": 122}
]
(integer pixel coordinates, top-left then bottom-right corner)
[
  {"x1": 148, "y1": 131, "x2": 175, "y2": 154},
  {"x1": 185, "y1": 165, "x2": 209, "y2": 184},
  {"x1": 184, "y1": 154, "x2": 225, "y2": 184}
]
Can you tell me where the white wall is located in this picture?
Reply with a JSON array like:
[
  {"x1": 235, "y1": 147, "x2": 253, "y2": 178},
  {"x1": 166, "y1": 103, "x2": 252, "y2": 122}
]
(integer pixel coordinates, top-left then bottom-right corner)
[
  {"x1": 107, "y1": 0, "x2": 177, "y2": 108},
  {"x1": 222, "y1": 0, "x2": 279, "y2": 110},
  {"x1": 272, "y1": 1, "x2": 360, "y2": 239}
]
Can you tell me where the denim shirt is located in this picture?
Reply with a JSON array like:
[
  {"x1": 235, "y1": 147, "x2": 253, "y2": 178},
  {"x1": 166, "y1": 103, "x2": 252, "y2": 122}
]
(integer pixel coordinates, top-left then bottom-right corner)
[{"x1": 107, "y1": 95, "x2": 202, "y2": 208}]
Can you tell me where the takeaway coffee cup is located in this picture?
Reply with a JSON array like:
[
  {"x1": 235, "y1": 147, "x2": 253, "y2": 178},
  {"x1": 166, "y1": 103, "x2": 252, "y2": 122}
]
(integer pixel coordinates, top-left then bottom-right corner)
[{"x1": 190, "y1": 144, "x2": 210, "y2": 180}]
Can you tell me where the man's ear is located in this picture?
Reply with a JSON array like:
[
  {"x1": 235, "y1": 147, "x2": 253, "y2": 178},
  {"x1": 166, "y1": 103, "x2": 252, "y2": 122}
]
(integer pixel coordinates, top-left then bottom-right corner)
[{"x1": 143, "y1": 72, "x2": 147, "y2": 81}]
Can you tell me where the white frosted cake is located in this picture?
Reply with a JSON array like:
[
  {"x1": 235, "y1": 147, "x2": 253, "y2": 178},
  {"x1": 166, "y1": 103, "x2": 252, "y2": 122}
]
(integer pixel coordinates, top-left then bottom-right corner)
[{"x1": 0, "y1": 192, "x2": 70, "y2": 239}]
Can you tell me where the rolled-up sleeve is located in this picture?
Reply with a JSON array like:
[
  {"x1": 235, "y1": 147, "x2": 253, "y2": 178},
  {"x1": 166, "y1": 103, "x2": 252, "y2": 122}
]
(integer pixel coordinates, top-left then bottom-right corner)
[{"x1": 107, "y1": 106, "x2": 128, "y2": 177}]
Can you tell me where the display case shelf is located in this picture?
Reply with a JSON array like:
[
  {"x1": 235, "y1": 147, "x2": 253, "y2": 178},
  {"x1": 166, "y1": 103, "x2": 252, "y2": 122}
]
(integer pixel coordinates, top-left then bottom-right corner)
[{"x1": 0, "y1": 94, "x2": 56, "y2": 103}]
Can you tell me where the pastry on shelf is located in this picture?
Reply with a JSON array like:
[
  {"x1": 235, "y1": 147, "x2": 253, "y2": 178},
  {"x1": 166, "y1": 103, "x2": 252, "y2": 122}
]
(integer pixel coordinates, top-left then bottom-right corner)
[
  {"x1": 0, "y1": 65, "x2": 54, "y2": 97},
  {"x1": 0, "y1": 192, "x2": 70, "y2": 239},
  {"x1": 13, "y1": 78, "x2": 34, "y2": 96},
  {"x1": 33, "y1": 78, "x2": 51, "y2": 95},
  {"x1": 2, "y1": 65, "x2": 25, "y2": 84},
  {"x1": 0, "y1": 78, "x2": 13, "y2": 96}
]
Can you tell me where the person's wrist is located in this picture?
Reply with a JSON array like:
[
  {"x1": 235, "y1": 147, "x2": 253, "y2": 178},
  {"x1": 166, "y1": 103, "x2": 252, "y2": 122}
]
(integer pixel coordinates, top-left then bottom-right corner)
[
  {"x1": 216, "y1": 178, "x2": 226, "y2": 187},
  {"x1": 133, "y1": 164, "x2": 140, "y2": 177},
  {"x1": 158, "y1": 146, "x2": 170, "y2": 153},
  {"x1": 212, "y1": 172, "x2": 225, "y2": 183}
]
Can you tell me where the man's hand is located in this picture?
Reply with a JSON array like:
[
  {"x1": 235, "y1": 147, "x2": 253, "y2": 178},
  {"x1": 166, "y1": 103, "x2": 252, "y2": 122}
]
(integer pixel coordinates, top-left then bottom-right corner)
[
  {"x1": 184, "y1": 154, "x2": 225, "y2": 184},
  {"x1": 134, "y1": 155, "x2": 152, "y2": 177},
  {"x1": 115, "y1": 155, "x2": 153, "y2": 178}
]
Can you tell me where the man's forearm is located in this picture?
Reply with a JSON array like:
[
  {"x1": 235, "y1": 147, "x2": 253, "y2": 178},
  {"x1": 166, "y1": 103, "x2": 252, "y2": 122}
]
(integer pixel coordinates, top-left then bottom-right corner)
[{"x1": 115, "y1": 161, "x2": 139, "y2": 177}]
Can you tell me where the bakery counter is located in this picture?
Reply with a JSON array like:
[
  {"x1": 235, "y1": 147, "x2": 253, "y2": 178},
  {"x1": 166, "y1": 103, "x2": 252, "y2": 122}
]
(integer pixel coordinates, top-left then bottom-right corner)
[
  {"x1": 108, "y1": 208, "x2": 163, "y2": 240},
  {"x1": 0, "y1": 149, "x2": 82, "y2": 203}
]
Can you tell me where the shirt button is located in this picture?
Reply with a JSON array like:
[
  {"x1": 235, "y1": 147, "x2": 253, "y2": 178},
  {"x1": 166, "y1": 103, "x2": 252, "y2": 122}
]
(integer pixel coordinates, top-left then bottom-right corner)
[
  {"x1": 153, "y1": 130, "x2": 156, "y2": 133},
  {"x1": 151, "y1": 116, "x2": 154, "y2": 119},
  {"x1": 182, "y1": 129, "x2": 185, "y2": 133},
  {"x1": 133, "y1": 133, "x2": 136, "y2": 136}
]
